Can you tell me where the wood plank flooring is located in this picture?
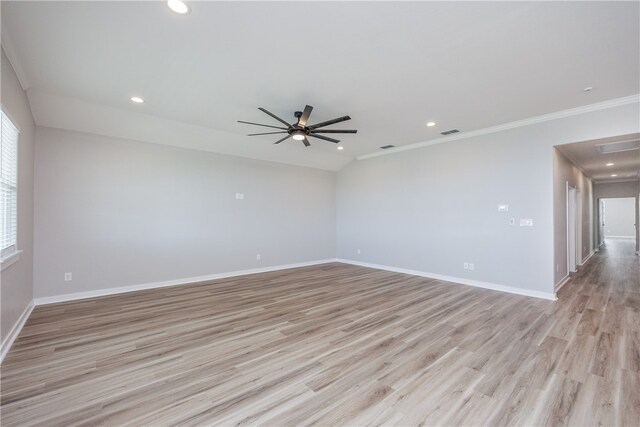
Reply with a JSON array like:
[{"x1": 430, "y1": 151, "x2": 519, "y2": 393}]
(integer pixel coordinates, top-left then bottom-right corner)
[{"x1": 1, "y1": 238, "x2": 638, "y2": 426}]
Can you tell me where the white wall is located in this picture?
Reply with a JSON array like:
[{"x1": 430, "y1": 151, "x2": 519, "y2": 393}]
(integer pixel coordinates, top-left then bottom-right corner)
[
  {"x1": 337, "y1": 102, "x2": 639, "y2": 298},
  {"x1": 0, "y1": 49, "x2": 35, "y2": 343},
  {"x1": 33, "y1": 127, "x2": 336, "y2": 298},
  {"x1": 603, "y1": 197, "x2": 636, "y2": 238},
  {"x1": 553, "y1": 149, "x2": 594, "y2": 284}
]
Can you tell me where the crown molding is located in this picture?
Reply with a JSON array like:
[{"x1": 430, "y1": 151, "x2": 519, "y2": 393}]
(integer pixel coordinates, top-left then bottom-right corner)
[
  {"x1": 357, "y1": 94, "x2": 640, "y2": 161},
  {"x1": 1, "y1": 35, "x2": 31, "y2": 90}
]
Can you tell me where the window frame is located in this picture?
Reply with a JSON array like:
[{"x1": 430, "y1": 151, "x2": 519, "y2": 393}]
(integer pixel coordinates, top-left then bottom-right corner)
[{"x1": 1, "y1": 107, "x2": 21, "y2": 271}]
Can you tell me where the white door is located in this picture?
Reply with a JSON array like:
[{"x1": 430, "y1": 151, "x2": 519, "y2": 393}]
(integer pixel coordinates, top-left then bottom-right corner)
[
  {"x1": 599, "y1": 199, "x2": 606, "y2": 246},
  {"x1": 576, "y1": 190, "x2": 582, "y2": 266},
  {"x1": 568, "y1": 186, "x2": 577, "y2": 273}
]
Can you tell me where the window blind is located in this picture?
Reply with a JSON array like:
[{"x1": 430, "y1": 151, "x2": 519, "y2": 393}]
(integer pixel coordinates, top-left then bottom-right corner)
[{"x1": 1, "y1": 111, "x2": 19, "y2": 252}]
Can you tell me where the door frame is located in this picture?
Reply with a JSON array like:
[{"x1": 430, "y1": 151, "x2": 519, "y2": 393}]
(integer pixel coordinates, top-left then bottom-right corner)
[{"x1": 566, "y1": 183, "x2": 579, "y2": 273}]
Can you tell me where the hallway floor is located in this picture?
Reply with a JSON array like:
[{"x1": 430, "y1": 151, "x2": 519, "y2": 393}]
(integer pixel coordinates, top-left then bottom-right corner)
[{"x1": 552, "y1": 237, "x2": 639, "y2": 425}]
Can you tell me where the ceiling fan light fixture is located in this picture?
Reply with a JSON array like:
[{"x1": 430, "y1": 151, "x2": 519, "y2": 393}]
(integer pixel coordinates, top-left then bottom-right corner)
[
  {"x1": 292, "y1": 131, "x2": 306, "y2": 141},
  {"x1": 167, "y1": 0, "x2": 190, "y2": 14}
]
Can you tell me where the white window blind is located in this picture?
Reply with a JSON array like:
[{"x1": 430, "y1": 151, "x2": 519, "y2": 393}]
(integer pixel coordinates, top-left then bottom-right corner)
[{"x1": 1, "y1": 111, "x2": 19, "y2": 253}]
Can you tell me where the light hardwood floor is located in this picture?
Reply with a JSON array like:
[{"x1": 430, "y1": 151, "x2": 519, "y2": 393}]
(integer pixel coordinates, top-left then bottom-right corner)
[{"x1": 1, "y1": 239, "x2": 639, "y2": 426}]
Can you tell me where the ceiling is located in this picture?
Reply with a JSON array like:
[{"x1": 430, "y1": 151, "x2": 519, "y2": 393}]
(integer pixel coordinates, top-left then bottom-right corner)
[
  {"x1": 557, "y1": 134, "x2": 640, "y2": 183},
  {"x1": 2, "y1": 1, "x2": 639, "y2": 170}
]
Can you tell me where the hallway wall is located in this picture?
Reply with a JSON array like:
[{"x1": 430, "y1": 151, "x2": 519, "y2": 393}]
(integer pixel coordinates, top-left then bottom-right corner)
[{"x1": 553, "y1": 149, "x2": 594, "y2": 286}]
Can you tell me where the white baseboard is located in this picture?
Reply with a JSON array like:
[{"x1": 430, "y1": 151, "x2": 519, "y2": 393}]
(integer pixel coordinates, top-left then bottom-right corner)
[
  {"x1": 579, "y1": 250, "x2": 595, "y2": 266},
  {"x1": 554, "y1": 275, "x2": 571, "y2": 293},
  {"x1": 1, "y1": 300, "x2": 34, "y2": 364},
  {"x1": 604, "y1": 236, "x2": 635, "y2": 239},
  {"x1": 34, "y1": 259, "x2": 338, "y2": 306},
  {"x1": 336, "y1": 259, "x2": 556, "y2": 301}
]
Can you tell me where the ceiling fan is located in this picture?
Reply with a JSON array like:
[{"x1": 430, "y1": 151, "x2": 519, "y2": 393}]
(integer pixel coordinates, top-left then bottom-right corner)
[{"x1": 238, "y1": 105, "x2": 357, "y2": 147}]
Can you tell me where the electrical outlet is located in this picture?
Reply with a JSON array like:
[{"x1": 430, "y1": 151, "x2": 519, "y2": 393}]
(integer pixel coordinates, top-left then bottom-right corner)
[
  {"x1": 469, "y1": 263, "x2": 474, "y2": 270},
  {"x1": 235, "y1": 193, "x2": 244, "y2": 200},
  {"x1": 463, "y1": 262, "x2": 469, "y2": 270},
  {"x1": 256, "y1": 254, "x2": 261, "y2": 260},
  {"x1": 519, "y1": 218, "x2": 534, "y2": 227},
  {"x1": 64, "y1": 272, "x2": 72, "y2": 281},
  {"x1": 498, "y1": 204, "x2": 509, "y2": 212}
]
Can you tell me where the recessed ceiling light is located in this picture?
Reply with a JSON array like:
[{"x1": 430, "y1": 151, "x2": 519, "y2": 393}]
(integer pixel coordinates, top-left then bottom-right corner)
[
  {"x1": 167, "y1": 0, "x2": 190, "y2": 14},
  {"x1": 606, "y1": 163, "x2": 614, "y2": 166},
  {"x1": 426, "y1": 122, "x2": 436, "y2": 127},
  {"x1": 611, "y1": 174, "x2": 618, "y2": 177},
  {"x1": 583, "y1": 87, "x2": 593, "y2": 92},
  {"x1": 337, "y1": 146, "x2": 344, "y2": 150},
  {"x1": 130, "y1": 96, "x2": 144, "y2": 103}
]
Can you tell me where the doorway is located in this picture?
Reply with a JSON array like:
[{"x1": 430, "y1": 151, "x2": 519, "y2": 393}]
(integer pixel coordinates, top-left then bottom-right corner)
[{"x1": 598, "y1": 197, "x2": 637, "y2": 246}]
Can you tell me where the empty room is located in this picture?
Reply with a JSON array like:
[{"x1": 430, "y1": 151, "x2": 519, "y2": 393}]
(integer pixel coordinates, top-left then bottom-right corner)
[{"x1": 1, "y1": 1, "x2": 639, "y2": 426}]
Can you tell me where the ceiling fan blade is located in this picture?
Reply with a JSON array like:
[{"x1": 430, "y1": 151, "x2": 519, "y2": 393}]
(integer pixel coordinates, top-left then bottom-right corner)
[
  {"x1": 308, "y1": 134, "x2": 340, "y2": 143},
  {"x1": 258, "y1": 108, "x2": 293, "y2": 128},
  {"x1": 248, "y1": 131, "x2": 288, "y2": 136},
  {"x1": 310, "y1": 129, "x2": 357, "y2": 134},
  {"x1": 302, "y1": 137, "x2": 311, "y2": 147},
  {"x1": 238, "y1": 120, "x2": 288, "y2": 130},
  {"x1": 307, "y1": 115, "x2": 351, "y2": 130},
  {"x1": 298, "y1": 105, "x2": 313, "y2": 127},
  {"x1": 273, "y1": 135, "x2": 291, "y2": 144}
]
